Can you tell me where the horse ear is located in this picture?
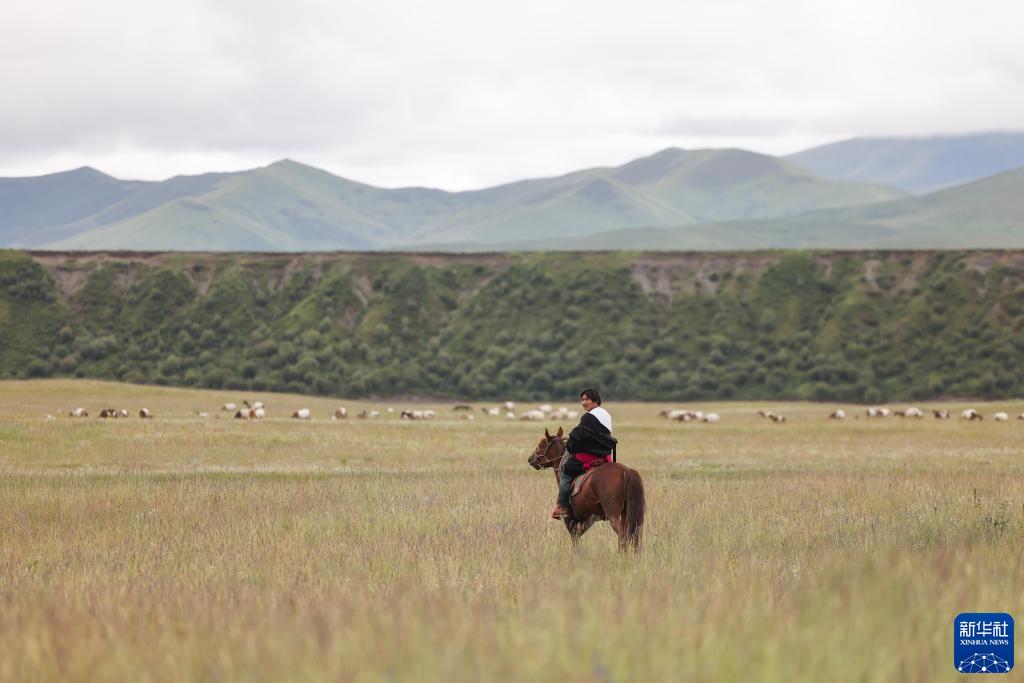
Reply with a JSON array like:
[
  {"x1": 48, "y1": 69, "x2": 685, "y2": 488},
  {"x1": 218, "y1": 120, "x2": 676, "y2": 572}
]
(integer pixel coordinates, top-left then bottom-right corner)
[
  {"x1": 556, "y1": 426, "x2": 563, "y2": 437},
  {"x1": 544, "y1": 428, "x2": 551, "y2": 438}
]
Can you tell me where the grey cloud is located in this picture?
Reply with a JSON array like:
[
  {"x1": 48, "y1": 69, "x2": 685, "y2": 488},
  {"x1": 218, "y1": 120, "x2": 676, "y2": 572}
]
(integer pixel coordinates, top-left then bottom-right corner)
[
  {"x1": 653, "y1": 116, "x2": 798, "y2": 138},
  {"x1": 2, "y1": 0, "x2": 1024, "y2": 188}
]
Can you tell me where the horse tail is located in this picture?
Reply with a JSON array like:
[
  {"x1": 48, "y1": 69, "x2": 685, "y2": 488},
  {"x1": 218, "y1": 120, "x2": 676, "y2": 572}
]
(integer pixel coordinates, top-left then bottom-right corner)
[{"x1": 623, "y1": 467, "x2": 645, "y2": 552}]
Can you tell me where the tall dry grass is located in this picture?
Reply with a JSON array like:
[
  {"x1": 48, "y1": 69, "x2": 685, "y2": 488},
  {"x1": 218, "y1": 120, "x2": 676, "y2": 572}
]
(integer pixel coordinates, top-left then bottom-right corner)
[{"x1": 1, "y1": 380, "x2": 1022, "y2": 681}]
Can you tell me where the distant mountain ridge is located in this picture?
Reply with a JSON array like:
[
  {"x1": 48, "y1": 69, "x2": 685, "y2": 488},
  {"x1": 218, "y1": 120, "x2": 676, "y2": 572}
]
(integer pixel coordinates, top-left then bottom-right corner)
[
  {"x1": 786, "y1": 132, "x2": 1024, "y2": 193},
  {"x1": 0, "y1": 167, "x2": 145, "y2": 244},
  {"x1": 478, "y1": 166, "x2": 1024, "y2": 251},
  {"x1": 1, "y1": 149, "x2": 905, "y2": 251},
  {"x1": 4, "y1": 132, "x2": 1024, "y2": 251}
]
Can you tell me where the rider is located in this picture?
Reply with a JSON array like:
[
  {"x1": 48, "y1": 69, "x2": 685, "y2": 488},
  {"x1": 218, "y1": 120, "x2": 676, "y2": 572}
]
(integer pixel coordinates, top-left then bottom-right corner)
[{"x1": 552, "y1": 388, "x2": 616, "y2": 520}]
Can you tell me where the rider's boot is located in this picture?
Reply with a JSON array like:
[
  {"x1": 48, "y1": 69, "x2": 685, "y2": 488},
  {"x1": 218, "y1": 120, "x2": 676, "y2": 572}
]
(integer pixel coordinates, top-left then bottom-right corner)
[{"x1": 551, "y1": 504, "x2": 571, "y2": 520}]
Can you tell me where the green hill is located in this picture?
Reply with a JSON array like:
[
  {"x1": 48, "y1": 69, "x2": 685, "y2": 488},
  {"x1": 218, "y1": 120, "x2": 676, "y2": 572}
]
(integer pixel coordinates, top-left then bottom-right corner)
[
  {"x1": 405, "y1": 148, "x2": 906, "y2": 245},
  {"x1": 3, "y1": 249, "x2": 1022, "y2": 402},
  {"x1": 0, "y1": 168, "x2": 145, "y2": 244},
  {"x1": 496, "y1": 167, "x2": 1024, "y2": 251},
  {"x1": 3, "y1": 150, "x2": 906, "y2": 251}
]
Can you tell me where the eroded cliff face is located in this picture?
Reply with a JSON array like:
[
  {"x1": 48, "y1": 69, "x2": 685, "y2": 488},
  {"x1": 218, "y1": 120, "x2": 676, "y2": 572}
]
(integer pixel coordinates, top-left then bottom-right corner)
[
  {"x1": 30, "y1": 249, "x2": 1024, "y2": 303},
  {"x1": 4, "y1": 249, "x2": 1024, "y2": 401}
]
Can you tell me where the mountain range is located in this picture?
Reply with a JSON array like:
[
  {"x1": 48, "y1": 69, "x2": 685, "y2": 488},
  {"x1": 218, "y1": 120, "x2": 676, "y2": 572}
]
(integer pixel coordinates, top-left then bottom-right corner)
[
  {"x1": 463, "y1": 166, "x2": 1024, "y2": 251},
  {"x1": 2, "y1": 132, "x2": 1024, "y2": 251},
  {"x1": 785, "y1": 132, "x2": 1024, "y2": 193}
]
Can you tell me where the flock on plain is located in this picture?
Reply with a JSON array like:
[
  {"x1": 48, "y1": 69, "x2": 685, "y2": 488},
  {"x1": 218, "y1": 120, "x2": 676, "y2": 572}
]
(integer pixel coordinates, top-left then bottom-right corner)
[{"x1": 54, "y1": 401, "x2": 1024, "y2": 424}]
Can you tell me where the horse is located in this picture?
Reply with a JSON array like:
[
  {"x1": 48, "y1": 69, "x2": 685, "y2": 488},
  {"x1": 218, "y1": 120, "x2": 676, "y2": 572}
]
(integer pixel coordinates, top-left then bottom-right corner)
[{"x1": 528, "y1": 427, "x2": 645, "y2": 553}]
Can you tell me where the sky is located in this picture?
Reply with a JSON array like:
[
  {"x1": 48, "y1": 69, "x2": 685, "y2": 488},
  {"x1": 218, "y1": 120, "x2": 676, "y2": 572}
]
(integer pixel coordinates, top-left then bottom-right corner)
[{"x1": 2, "y1": 0, "x2": 1023, "y2": 190}]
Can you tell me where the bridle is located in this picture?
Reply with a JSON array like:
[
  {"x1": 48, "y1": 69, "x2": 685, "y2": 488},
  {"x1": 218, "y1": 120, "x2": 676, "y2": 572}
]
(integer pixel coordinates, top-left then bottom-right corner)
[{"x1": 531, "y1": 435, "x2": 566, "y2": 470}]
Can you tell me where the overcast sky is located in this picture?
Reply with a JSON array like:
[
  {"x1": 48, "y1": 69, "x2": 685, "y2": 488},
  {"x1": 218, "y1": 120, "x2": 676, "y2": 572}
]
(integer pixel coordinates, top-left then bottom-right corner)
[{"x1": 2, "y1": 0, "x2": 1023, "y2": 190}]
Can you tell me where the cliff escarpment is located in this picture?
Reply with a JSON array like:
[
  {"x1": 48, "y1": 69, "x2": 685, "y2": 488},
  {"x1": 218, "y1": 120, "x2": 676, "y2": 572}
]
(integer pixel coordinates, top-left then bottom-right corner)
[{"x1": 2, "y1": 250, "x2": 1022, "y2": 402}]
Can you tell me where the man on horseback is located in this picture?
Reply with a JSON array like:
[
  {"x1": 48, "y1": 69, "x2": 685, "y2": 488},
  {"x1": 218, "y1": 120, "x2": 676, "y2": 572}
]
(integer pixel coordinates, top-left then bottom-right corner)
[{"x1": 552, "y1": 387, "x2": 617, "y2": 520}]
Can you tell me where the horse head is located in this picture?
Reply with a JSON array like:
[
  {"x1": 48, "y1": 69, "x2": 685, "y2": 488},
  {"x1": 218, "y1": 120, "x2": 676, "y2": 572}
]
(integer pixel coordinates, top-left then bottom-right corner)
[{"x1": 528, "y1": 427, "x2": 565, "y2": 470}]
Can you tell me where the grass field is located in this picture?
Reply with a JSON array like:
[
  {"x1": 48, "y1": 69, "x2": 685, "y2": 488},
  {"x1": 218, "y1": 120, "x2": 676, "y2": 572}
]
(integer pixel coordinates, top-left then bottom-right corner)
[{"x1": 1, "y1": 380, "x2": 1022, "y2": 682}]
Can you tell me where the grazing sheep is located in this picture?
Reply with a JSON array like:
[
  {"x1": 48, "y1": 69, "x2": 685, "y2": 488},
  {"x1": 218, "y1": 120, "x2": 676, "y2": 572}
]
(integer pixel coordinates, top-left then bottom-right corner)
[
  {"x1": 69, "y1": 407, "x2": 89, "y2": 417},
  {"x1": 334, "y1": 407, "x2": 348, "y2": 419},
  {"x1": 703, "y1": 412, "x2": 720, "y2": 424},
  {"x1": 292, "y1": 408, "x2": 311, "y2": 420},
  {"x1": 905, "y1": 407, "x2": 924, "y2": 418},
  {"x1": 769, "y1": 413, "x2": 786, "y2": 423},
  {"x1": 222, "y1": 403, "x2": 237, "y2": 412},
  {"x1": 993, "y1": 412, "x2": 1009, "y2": 422},
  {"x1": 960, "y1": 409, "x2": 982, "y2": 421},
  {"x1": 828, "y1": 409, "x2": 846, "y2": 420},
  {"x1": 139, "y1": 409, "x2": 152, "y2": 418},
  {"x1": 519, "y1": 409, "x2": 546, "y2": 421},
  {"x1": 933, "y1": 409, "x2": 950, "y2": 419}
]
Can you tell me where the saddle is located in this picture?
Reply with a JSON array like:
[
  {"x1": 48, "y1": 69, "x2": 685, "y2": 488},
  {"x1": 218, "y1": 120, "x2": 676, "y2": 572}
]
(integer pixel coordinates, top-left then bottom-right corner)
[{"x1": 570, "y1": 459, "x2": 608, "y2": 498}]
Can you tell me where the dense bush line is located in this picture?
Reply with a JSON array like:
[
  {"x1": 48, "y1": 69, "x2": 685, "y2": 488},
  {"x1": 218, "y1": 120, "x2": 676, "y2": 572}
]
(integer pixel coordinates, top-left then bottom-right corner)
[{"x1": 2, "y1": 250, "x2": 1022, "y2": 402}]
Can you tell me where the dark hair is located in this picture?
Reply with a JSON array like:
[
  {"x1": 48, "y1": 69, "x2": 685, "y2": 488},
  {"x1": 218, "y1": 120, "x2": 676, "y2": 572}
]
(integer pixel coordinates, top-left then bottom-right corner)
[{"x1": 580, "y1": 388, "x2": 602, "y2": 405}]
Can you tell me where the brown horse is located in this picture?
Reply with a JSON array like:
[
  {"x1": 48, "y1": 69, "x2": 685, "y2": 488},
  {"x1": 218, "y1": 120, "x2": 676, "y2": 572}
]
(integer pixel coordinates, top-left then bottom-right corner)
[{"x1": 528, "y1": 427, "x2": 645, "y2": 553}]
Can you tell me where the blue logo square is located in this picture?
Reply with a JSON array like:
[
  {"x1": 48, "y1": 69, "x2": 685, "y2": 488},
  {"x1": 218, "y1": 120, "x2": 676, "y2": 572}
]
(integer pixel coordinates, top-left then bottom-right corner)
[{"x1": 955, "y1": 613, "x2": 1014, "y2": 673}]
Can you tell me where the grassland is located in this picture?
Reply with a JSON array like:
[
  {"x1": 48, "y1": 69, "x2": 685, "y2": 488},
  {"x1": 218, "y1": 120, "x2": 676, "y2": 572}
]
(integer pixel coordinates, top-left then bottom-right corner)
[{"x1": 2, "y1": 380, "x2": 1023, "y2": 682}]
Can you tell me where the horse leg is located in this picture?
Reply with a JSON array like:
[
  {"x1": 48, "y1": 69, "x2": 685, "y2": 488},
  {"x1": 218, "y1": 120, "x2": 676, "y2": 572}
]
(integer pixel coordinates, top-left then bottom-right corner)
[
  {"x1": 565, "y1": 518, "x2": 593, "y2": 549},
  {"x1": 598, "y1": 490, "x2": 629, "y2": 552},
  {"x1": 564, "y1": 518, "x2": 581, "y2": 550},
  {"x1": 595, "y1": 468, "x2": 644, "y2": 554},
  {"x1": 608, "y1": 512, "x2": 628, "y2": 552}
]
